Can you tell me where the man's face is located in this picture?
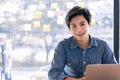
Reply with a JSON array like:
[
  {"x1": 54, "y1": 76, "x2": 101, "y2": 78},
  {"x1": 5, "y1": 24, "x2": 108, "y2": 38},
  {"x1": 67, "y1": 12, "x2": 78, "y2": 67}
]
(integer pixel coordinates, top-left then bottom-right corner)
[{"x1": 69, "y1": 15, "x2": 90, "y2": 42}]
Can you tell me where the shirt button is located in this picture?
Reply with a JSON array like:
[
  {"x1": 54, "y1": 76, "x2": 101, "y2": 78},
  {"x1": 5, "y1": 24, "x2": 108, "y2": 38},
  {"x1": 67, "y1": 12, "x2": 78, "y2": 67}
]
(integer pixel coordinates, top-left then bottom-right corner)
[
  {"x1": 83, "y1": 61, "x2": 86, "y2": 64},
  {"x1": 68, "y1": 63, "x2": 71, "y2": 66},
  {"x1": 83, "y1": 72, "x2": 86, "y2": 76}
]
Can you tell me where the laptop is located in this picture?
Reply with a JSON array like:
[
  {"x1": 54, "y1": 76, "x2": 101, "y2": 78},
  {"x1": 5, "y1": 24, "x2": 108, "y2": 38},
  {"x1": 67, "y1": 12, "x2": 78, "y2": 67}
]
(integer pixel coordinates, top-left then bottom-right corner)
[{"x1": 85, "y1": 64, "x2": 120, "y2": 80}]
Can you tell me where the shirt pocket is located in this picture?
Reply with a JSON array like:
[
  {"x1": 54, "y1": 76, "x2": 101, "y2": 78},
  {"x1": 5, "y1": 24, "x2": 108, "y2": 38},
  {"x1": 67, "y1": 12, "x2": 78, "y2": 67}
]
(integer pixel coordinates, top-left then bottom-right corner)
[
  {"x1": 66, "y1": 56, "x2": 79, "y2": 68},
  {"x1": 89, "y1": 57, "x2": 102, "y2": 64}
]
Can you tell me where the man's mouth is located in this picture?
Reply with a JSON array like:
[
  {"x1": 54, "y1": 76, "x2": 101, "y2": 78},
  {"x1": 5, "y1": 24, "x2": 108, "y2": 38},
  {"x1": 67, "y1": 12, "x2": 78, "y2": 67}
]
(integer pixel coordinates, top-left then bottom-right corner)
[{"x1": 76, "y1": 32, "x2": 85, "y2": 36}]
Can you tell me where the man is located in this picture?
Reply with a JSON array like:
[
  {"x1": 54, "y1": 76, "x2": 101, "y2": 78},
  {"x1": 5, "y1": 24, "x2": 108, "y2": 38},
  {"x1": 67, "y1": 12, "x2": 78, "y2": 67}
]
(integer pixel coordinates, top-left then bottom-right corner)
[{"x1": 48, "y1": 6, "x2": 117, "y2": 80}]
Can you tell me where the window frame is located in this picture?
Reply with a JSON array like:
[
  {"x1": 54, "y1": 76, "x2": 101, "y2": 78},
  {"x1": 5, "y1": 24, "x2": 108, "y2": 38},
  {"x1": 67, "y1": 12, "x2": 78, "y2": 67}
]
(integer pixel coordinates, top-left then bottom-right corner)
[{"x1": 114, "y1": 0, "x2": 119, "y2": 63}]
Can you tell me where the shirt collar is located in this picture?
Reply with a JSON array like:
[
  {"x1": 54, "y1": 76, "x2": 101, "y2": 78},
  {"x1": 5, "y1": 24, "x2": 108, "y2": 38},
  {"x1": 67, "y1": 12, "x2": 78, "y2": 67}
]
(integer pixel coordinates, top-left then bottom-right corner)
[{"x1": 70, "y1": 35, "x2": 98, "y2": 49}]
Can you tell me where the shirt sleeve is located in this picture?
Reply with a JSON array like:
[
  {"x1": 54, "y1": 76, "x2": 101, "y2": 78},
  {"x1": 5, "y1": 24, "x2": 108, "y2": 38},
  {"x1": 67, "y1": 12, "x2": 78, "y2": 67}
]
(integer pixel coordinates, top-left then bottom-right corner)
[
  {"x1": 48, "y1": 42, "x2": 69, "y2": 80},
  {"x1": 102, "y1": 42, "x2": 118, "y2": 64}
]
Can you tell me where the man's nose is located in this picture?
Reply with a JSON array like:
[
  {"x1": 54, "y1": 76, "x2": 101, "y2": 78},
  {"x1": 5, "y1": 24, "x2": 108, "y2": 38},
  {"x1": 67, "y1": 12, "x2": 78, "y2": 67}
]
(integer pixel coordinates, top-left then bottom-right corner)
[{"x1": 76, "y1": 26, "x2": 82, "y2": 32}]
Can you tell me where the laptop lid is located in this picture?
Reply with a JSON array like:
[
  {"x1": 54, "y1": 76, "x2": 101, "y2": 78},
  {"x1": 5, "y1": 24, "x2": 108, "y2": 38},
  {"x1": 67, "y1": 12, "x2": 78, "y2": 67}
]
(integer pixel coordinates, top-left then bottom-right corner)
[{"x1": 85, "y1": 64, "x2": 120, "y2": 80}]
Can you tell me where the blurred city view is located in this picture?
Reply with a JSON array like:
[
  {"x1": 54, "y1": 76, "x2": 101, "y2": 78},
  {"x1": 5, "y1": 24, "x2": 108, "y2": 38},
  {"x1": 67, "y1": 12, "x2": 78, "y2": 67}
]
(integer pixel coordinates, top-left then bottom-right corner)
[{"x1": 0, "y1": 0, "x2": 114, "y2": 80}]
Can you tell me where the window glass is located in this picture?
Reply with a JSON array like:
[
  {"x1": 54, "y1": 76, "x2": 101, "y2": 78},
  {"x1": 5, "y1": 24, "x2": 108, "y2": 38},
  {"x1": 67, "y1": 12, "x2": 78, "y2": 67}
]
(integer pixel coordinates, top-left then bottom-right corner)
[{"x1": 0, "y1": 0, "x2": 113, "y2": 80}]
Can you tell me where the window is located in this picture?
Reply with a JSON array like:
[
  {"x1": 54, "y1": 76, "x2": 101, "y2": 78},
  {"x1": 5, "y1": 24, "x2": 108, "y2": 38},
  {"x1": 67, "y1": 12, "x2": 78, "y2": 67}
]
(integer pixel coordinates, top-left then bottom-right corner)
[{"x1": 0, "y1": 0, "x2": 115, "y2": 80}]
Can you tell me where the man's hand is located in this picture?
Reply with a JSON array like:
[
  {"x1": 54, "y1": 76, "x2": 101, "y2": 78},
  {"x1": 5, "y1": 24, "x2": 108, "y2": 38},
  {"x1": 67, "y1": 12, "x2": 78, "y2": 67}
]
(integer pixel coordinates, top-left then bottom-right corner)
[
  {"x1": 81, "y1": 77, "x2": 85, "y2": 80},
  {"x1": 64, "y1": 77, "x2": 85, "y2": 80}
]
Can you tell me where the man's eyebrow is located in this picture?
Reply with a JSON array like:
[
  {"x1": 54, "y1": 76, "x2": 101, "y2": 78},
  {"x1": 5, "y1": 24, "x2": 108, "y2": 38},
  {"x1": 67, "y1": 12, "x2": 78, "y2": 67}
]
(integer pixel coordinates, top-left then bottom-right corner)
[
  {"x1": 80, "y1": 21, "x2": 85, "y2": 24},
  {"x1": 70, "y1": 21, "x2": 86, "y2": 25}
]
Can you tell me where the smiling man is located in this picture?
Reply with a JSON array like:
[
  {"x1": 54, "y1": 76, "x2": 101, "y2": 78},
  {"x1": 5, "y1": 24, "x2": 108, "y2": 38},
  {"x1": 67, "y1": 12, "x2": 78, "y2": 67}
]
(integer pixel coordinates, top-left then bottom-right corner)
[{"x1": 48, "y1": 6, "x2": 117, "y2": 80}]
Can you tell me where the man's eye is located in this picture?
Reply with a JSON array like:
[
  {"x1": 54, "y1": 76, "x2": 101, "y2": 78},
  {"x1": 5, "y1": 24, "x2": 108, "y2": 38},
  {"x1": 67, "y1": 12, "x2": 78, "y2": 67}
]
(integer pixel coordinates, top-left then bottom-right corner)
[
  {"x1": 80, "y1": 24, "x2": 85, "y2": 26},
  {"x1": 71, "y1": 25, "x2": 76, "y2": 28},
  {"x1": 72, "y1": 26, "x2": 76, "y2": 27}
]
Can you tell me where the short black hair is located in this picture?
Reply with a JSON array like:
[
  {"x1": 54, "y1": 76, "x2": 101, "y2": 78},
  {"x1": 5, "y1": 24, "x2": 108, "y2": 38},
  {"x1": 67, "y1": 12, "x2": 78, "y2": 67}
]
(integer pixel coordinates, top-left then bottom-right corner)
[{"x1": 65, "y1": 6, "x2": 91, "y2": 28}]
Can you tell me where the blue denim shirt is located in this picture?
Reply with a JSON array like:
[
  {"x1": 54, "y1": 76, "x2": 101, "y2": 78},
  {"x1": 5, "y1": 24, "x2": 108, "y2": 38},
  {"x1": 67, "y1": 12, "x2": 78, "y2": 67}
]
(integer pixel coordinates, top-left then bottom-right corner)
[{"x1": 48, "y1": 36, "x2": 117, "y2": 80}]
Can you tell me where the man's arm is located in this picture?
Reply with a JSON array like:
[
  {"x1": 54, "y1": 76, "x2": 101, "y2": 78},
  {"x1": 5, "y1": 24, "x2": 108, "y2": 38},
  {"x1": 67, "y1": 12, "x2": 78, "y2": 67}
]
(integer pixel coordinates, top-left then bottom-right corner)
[{"x1": 48, "y1": 42, "x2": 68, "y2": 80}]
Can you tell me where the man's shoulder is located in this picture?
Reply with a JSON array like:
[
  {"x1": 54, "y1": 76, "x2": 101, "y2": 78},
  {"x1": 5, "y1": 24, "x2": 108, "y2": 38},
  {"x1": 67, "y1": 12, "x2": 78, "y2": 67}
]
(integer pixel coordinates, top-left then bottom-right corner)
[
  {"x1": 91, "y1": 36, "x2": 107, "y2": 45},
  {"x1": 59, "y1": 36, "x2": 73, "y2": 45}
]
